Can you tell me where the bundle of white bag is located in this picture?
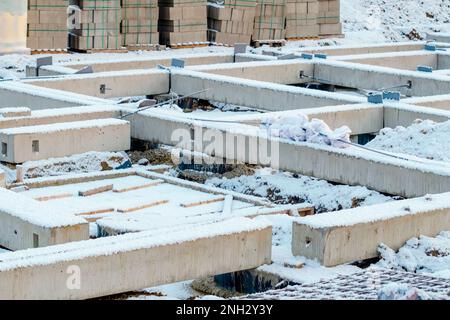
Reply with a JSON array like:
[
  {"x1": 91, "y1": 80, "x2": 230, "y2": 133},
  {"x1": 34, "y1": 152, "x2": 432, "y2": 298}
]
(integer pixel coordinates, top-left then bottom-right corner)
[{"x1": 261, "y1": 113, "x2": 352, "y2": 149}]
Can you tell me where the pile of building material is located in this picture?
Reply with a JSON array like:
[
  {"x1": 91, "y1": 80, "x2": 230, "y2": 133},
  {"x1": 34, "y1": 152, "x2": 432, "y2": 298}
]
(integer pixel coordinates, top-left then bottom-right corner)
[
  {"x1": 317, "y1": 0, "x2": 341, "y2": 36},
  {"x1": 68, "y1": 0, "x2": 122, "y2": 51},
  {"x1": 285, "y1": 0, "x2": 319, "y2": 39},
  {"x1": 158, "y1": 0, "x2": 208, "y2": 46},
  {"x1": 121, "y1": 0, "x2": 159, "y2": 48},
  {"x1": 27, "y1": 0, "x2": 69, "y2": 50},
  {"x1": 207, "y1": 0, "x2": 256, "y2": 45},
  {"x1": 252, "y1": 0, "x2": 286, "y2": 42}
]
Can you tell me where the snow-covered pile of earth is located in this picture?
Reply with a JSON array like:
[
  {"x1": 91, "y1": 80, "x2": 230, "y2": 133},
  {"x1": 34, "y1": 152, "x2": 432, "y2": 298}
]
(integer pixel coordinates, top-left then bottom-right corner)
[
  {"x1": 366, "y1": 119, "x2": 450, "y2": 162},
  {"x1": 22, "y1": 151, "x2": 132, "y2": 179},
  {"x1": 376, "y1": 231, "x2": 450, "y2": 279},
  {"x1": 342, "y1": 0, "x2": 450, "y2": 42},
  {"x1": 261, "y1": 114, "x2": 351, "y2": 149},
  {"x1": 206, "y1": 168, "x2": 394, "y2": 213}
]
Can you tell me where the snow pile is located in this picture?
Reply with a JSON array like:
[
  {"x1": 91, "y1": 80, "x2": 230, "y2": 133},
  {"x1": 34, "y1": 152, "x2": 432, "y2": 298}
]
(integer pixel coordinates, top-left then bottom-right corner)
[
  {"x1": 377, "y1": 231, "x2": 450, "y2": 279},
  {"x1": 367, "y1": 119, "x2": 450, "y2": 162},
  {"x1": 342, "y1": 0, "x2": 450, "y2": 42},
  {"x1": 0, "y1": 54, "x2": 33, "y2": 80},
  {"x1": 377, "y1": 283, "x2": 440, "y2": 300},
  {"x1": 22, "y1": 151, "x2": 132, "y2": 179},
  {"x1": 261, "y1": 114, "x2": 352, "y2": 149},
  {"x1": 207, "y1": 168, "x2": 394, "y2": 213}
]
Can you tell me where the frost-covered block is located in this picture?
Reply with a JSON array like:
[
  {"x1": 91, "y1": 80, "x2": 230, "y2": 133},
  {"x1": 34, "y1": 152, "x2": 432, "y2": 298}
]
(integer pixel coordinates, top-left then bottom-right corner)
[
  {"x1": 0, "y1": 119, "x2": 130, "y2": 164},
  {"x1": 368, "y1": 93, "x2": 383, "y2": 104},
  {"x1": 417, "y1": 65, "x2": 433, "y2": 73},
  {"x1": 301, "y1": 53, "x2": 314, "y2": 60},
  {"x1": 293, "y1": 192, "x2": 450, "y2": 266},
  {"x1": 171, "y1": 58, "x2": 185, "y2": 68},
  {"x1": 314, "y1": 53, "x2": 327, "y2": 59},
  {"x1": 424, "y1": 43, "x2": 437, "y2": 51},
  {"x1": 0, "y1": 188, "x2": 89, "y2": 251},
  {"x1": 382, "y1": 91, "x2": 400, "y2": 101}
]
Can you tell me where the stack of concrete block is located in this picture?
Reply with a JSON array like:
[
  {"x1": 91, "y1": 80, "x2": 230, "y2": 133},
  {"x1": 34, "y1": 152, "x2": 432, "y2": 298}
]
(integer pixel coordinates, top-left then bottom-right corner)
[
  {"x1": 317, "y1": 0, "x2": 341, "y2": 36},
  {"x1": 207, "y1": 0, "x2": 256, "y2": 45},
  {"x1": 158, "y1": 0, "x2": 208, "y2": 46},
  {"x1": 252, "y1": 0, "x2": 286, "y2": 41},
  {"x1": 68, "y1": 0, "x2": 122, "y2": 51},
  {"x1": 121, "y1": 0, "x2": 159, "y2": 47},
  {"x1": 27, "y1": 0, "x2": 69, "y2": 50},
  {"x1": 285, "y1": 0, "x2": 320, "y2": 39}
]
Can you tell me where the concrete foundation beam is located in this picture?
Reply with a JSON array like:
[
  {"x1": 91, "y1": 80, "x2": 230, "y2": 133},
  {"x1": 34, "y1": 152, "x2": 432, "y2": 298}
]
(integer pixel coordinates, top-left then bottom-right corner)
[
  {"x1": 0, "y1": 218, "x2": 272, "y2": 299},
  {"x1": 0, "y1": 82, "x2": 110, "y2": 109},
  {"x1": 437, "y1": 52, "x2": 450, "y2": 69},
  {"x1": 335, "y1": 51, "x2": 437, "y2": 71},
  {"x1": 383, "y1": 102, "x2": 450, "y2": 128},
  {"x1": 24, "y1": 69, "x2": 170, "y2": 98},
  {"x1": 171, "y1": 69, "x2": 364, "y2": 111},
  {"x1": 227, "y1": 104, "x2": 384, "y2": 135},
  {"x1": 403, "y1": 94, "x2": 450, "y2": 110},
  {"x1": 59, "y1": 53, "x2": 235, "y2": 73},
  {"x1": 292, "y1": 192, "x2": 450, "y2": 266},
  {"x1": 314, "y1": 60, "x2": 450, "y2": 97},
  {"x1": 0, "y1": 188, "x2": 89, "y2": 251},
  {"x1": 0, "y1": 118, "x2": 130, "y2": 163},
  {"x1": 427, "y1": 33, "x2": 450, "y2": 43},
  {"x1": 301, "y1": 42, "x2": 429, "y2": 56},
  {"x1": 130, "y1": 112, "x2": 450, "y2": 198},
  {"x1": 0, "y1": 106, "x2": 121, "y2": 130},
  {"x1": 188, "y1": 60, "x2": 314, "y2": 85}
]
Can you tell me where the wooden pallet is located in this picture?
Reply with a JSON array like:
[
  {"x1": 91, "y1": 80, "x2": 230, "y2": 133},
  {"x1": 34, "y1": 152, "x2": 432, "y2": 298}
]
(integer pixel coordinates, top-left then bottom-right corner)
[
  {"x1": 286, "y1": 36, "x2": 321, "y2": 41},
  {"x1": 31, "y1": 48, "x2": 68, "y2": 55},
  {"x1": 319, "y1": 33, "x2": 345, "y2": 39},
  {"x1": 252, "y1": 39, "x2": 286, "y2": 48},
  {"x1": 68, "y1": 48, "x2": 129, "y2": 54},
  {"x1": 126, "y1": 44, "x2": 166, "y2": 51},
  {"x1": 168, "y1": 42, "x2": 210, "y2": 49}
]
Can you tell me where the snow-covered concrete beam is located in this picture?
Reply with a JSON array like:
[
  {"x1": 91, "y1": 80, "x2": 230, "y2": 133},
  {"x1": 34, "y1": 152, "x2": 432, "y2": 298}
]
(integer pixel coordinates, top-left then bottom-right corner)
[
  {"x1": 314, "y1": 60, "x2": 450, "y2": 97},
  {"x1": 0, "y1": 188, "x2": 89, "y2": 251},
  {"x1": 130, "y1": 111, "x2": 450, "y2": 198},
  {"x1": 170, "y1": 69, "x2": 364, "y2": 111},
  {"x1": 0, "y1": 218, "x2": 271, "y2": 299},
  {"x1": 23, "y1": 69, "x2": 170, "y2": 99},
  {"x1": 0, "y1": 82, "x2": 110, "y2": 109},
  {"x1": 187, "y1": 60, "x2": 314, "y2": 85},
  {"x1": 334, "y1": 51, "x2": 438, "y2": 71},
  {"x1": 300, "y1": 42, "x2": 429, "y2": 56},
  {"x1": 292, "y1": 192, "x2": 450, "y2": 266},
  {"x1": 0, "y1": 105, "x2": 121, "y2": 130},
  {"x1": 403, "y1": 94, "x2": 450, "y2": 111},
  {"x1": 58, "y1": 53, "x2": 235, "y2": 73},
  {"x1": 0, "y1": 119, "x2": 130, "y2": 163}
]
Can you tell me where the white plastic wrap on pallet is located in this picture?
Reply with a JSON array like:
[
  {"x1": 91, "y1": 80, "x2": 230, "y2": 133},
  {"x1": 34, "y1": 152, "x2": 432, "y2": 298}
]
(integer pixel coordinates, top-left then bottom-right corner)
[{"x1": 0, "y1": 0, "x2": 28, "y2": 55}]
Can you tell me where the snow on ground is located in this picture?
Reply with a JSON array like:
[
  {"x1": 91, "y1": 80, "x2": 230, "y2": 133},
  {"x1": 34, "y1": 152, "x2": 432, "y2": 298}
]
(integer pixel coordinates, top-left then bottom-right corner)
[
  {"x1": 376, "y1": 231, "x2": 450, "y2": 279},
  {"x1": 367, "y1": 119, "x2": 450, "y2": 162},
  {"x1": 207, "y1": 167, "x2": 394, "y2": 213},
  {"x1": 341, "y1": 0, "x2": 450, "y2": 42}
]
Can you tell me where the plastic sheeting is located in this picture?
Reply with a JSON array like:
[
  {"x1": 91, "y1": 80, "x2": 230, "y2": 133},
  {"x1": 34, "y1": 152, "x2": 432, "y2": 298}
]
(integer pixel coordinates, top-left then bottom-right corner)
[
  {"x1": 261, "y1": 114, "x2": 352, "y2": 148},
  {"x1": 0, "y1": 0, "x2": 28, "y2": 55}
]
